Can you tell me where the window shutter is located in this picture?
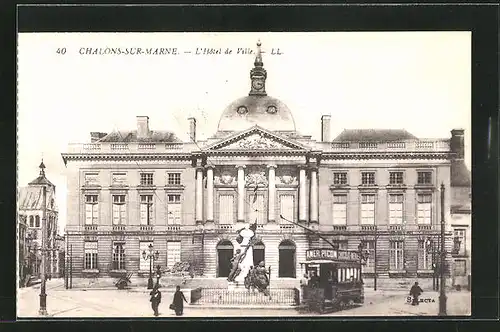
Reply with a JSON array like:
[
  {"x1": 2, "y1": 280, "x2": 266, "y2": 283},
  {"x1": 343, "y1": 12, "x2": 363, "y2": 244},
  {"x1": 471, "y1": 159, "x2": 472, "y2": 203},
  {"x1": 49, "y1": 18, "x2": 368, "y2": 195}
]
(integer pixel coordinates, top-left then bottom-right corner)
[
  {"x1": 85, "y1": 204, "x2": 93, "y2": 225},
  {"x1": 112, "y1": 204, "x2": 120, "y2": 225},
  {"x1": 120, "y1": 205, "x2": 126, "y2": 222},
  {"x1": 140, "y1": 204, "x2": 147, "y2": 225}
]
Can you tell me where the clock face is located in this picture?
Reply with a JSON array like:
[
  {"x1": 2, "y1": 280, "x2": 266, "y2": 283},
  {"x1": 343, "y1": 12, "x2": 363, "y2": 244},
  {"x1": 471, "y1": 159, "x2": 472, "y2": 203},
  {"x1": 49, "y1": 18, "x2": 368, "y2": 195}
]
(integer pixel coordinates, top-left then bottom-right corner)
[{"x1": 252, "y1": 79, "x2": 264, "y2": 90}]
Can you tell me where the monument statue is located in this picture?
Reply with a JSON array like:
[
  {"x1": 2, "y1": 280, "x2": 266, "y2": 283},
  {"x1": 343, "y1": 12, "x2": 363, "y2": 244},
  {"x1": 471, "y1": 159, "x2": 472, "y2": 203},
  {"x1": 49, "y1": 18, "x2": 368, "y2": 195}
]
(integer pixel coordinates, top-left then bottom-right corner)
[{"x1": 227, "y1": 222, "x2": 257, "y2": 283}]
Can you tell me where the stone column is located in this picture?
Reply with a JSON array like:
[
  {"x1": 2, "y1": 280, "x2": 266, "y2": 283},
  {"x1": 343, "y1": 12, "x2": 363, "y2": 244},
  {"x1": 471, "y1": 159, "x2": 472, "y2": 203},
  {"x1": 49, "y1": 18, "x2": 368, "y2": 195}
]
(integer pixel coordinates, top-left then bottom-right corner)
[
  {"x1": 206, "y1": 166, "x2": 214, "y2": 222},
  {"x1": 195, "y1": 167, "x2": 204, "y2": 224},
  {"x1": 310, "y1": 167, "x2": 319, "y2": 223},
  {"x1": 236, "y1": 166, "x2": 246, "y2": 222},
  {"x1": 298, "y1": 166, "x2": 307, "y2": 222},
  {"x1": 268, "y1": 164, "x2": 277, "y2": 223}
]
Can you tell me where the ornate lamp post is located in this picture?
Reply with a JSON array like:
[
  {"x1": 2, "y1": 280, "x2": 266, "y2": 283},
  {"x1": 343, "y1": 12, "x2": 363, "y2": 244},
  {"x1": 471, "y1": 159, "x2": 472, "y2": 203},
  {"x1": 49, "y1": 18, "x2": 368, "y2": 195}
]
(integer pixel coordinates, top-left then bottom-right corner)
[
  {"x1": 142, "y1": 243, "x2": 159, "y2": 289},
  {"x1": 357, "y1": 242, "x2": 370, "y2": 283},
  {"x1": 426, "y1": 236, "x2": 438, "y2": 291}
]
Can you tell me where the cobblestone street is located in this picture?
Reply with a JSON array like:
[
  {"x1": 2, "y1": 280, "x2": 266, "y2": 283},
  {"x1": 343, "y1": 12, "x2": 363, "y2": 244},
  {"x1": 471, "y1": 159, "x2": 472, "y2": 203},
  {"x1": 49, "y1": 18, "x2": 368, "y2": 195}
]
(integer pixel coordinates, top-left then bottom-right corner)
[{"x1": 17, "y1": 279, "x2": 471, "y2": 318}]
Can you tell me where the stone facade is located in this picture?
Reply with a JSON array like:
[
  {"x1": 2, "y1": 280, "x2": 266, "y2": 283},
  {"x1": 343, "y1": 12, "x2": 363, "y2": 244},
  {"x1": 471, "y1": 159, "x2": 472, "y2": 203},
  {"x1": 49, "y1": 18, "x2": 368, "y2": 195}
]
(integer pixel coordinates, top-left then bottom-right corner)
[{"x1": 61, "y1": 42, "x2": 469, "y2": 289}]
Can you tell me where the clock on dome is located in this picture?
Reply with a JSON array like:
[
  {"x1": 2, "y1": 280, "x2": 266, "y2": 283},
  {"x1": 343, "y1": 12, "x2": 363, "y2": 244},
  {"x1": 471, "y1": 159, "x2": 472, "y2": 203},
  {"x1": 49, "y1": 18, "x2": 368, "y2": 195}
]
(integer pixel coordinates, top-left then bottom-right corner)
[{"x1": 252, "y1": 79, "x2": 264, "y2": 91}]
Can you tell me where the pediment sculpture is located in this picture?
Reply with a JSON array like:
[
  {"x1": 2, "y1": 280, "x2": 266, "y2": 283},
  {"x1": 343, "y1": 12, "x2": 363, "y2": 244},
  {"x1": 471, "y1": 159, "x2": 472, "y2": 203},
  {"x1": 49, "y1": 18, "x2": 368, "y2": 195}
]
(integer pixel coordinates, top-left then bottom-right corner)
[
  {"x1": 222, "y1": 133, "x2": 290, "y2": 150},
  {"x1": 279, "y1": 175, "x2": 298, "y2": 185}
]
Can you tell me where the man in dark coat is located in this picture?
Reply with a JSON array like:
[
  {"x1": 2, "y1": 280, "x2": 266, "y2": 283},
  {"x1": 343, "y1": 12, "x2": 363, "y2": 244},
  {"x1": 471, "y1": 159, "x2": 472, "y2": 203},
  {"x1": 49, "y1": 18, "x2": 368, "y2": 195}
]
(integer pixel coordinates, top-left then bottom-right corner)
[
  {"x1": 227, "y1": 249, "x2": 242, "y2": 282},
  {"x1": 172, "y1": 285, "x2": 188, "y2": 316},
  {"x1": 409, "y1": 282, "x2": 423, "y2": 306},
  {"x1": 149, "y1": 284, "x2": 162, "y2": 316}
]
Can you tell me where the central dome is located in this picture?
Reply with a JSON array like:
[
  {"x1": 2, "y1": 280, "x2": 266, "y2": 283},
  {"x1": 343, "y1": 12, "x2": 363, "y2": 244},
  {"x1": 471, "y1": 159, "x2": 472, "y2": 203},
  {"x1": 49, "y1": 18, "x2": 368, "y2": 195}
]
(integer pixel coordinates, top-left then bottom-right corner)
[
  {"x1": 215, "y1": 40, "x2": 296, "y2": 135},
  {"x1": 217, "y1": 95, "x2": 296, "y2": 133}
]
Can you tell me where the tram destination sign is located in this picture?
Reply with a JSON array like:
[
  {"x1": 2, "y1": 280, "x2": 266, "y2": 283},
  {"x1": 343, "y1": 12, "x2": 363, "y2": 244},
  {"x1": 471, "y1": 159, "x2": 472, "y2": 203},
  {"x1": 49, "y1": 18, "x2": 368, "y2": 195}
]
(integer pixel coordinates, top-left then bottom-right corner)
[{"x1": 306, "y1": 248, "x2": 360, "y2": 262}]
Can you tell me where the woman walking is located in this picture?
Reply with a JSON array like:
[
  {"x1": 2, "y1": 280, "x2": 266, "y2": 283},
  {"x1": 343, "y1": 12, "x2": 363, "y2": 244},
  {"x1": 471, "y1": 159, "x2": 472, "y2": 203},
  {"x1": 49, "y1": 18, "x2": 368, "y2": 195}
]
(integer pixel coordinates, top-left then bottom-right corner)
[{"x1": 171, "y1": 285, "x2": 188, "y2": 316}]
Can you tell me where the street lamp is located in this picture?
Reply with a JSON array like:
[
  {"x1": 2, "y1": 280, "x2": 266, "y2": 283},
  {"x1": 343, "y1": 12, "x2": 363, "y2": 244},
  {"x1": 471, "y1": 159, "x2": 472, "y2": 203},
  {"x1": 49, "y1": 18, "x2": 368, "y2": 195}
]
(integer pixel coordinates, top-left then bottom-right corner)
[
  {"x1": 426, "y1": 236, "x2": 438, "y2": 291},
  {"x1": 438, "y1": 183, "x2": 447, "y2": 316},
  {"x1": 142, "y1": 243, "x2": 159, "y2": 289},
  {"x1": 357, "y1": 242, "x2": 370, "y2": 283}
]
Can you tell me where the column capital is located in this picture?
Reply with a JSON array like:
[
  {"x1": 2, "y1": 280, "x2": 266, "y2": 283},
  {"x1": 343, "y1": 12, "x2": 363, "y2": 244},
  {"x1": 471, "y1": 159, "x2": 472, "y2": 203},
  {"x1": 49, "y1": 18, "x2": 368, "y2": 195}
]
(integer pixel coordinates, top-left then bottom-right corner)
[
  {"x1": 235, "y1": 165, "x2": 246, "y2": 170},
  {"x1": 309, "y1": 166, "x2": 319, "y2": 172},
  {"x1": 195, "y1": 166, "x2": 205, "y2": 172},
  {"x1": 297, "y1": 164, "x2": 308, "y2": 170},
  {"x1": 267, "y1": 164, "x2": 277, "y2": 169},
  {"x1": 205, "y1": 165, "x2": 215, "y2": 170}
]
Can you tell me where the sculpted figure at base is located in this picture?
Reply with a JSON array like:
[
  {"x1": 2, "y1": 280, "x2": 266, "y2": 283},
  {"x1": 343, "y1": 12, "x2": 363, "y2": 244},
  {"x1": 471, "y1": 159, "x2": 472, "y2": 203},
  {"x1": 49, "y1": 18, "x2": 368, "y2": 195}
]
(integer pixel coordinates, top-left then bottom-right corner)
[
  {"x1": 245, "y1": 261, "x2": 270, "y2": 297},
  {"x1": 227, "y1": 249, "x2": 242, "y2": 282}
]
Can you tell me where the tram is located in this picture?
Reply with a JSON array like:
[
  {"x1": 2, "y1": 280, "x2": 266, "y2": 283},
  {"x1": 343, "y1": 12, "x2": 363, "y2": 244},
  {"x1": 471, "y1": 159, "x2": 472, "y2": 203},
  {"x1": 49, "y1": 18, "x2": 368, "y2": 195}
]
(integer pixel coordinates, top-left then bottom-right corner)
[{"x1": 300, "y1": 248, "x2": 365, "y2": 314}]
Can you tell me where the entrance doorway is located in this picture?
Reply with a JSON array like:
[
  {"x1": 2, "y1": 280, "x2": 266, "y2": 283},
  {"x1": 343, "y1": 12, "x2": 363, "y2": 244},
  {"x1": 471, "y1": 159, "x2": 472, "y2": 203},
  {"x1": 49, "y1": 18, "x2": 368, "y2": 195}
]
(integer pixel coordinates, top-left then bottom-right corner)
[
  {"x1": 217, "y1": 240, "x2": 234, "y2": 278},
  {"x1": 279, "y1": 240, "x2": 296, "y2": 278},
  {"x1": 253, "y1": 241, "x2": 265, "y2": 267}
]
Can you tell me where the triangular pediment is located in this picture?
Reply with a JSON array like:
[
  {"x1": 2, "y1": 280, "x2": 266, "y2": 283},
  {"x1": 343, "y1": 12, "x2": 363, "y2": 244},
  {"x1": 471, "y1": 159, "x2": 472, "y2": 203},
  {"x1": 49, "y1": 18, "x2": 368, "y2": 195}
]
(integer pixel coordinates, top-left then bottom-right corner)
[{"x1": 204, "y1": 126, "x2": 309, "y2": 151}]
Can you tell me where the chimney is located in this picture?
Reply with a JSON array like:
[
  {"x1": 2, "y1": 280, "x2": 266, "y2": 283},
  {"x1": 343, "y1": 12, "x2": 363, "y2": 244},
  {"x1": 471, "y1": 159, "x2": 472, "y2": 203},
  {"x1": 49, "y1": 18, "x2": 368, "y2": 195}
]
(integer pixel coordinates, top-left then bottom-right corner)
[
  {"x1": 321, "y1": 115, "x2": 331, "y2": 142},
  {"x1": 90, "y1": 132, "x2": 107, "y2": 143},
  {"x1": 450, "y1": 129, "x2": 465, "y2": 159},
  {"x1": 188, "y1": 117, "x2": 197, "y2": 142},
  {"x1": 137, "y1": 116, "x2": 150, "y2": 139}
]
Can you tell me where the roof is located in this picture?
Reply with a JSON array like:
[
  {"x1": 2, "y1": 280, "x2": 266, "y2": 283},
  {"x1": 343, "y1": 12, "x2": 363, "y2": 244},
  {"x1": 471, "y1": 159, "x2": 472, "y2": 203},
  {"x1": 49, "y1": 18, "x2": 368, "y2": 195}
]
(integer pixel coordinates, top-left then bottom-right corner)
[
  {"x1": 451, "y1": 160, "x2": 471, "y2": 187},
  {"x1": 28, "y1": 174, "x2": 55, "y2": 187},
  {"x1": 98, "y1": 130, "x2": 181, "y2": 143},
  {"x1": 18, "y1": 186, "x2": 58, "y2": 211},
  {"x1": 217, "y1": 94, "x2": 296, "y2": 134},
  {"x1": 333, "y1": 129, "x2": 418, "y2": 142}
]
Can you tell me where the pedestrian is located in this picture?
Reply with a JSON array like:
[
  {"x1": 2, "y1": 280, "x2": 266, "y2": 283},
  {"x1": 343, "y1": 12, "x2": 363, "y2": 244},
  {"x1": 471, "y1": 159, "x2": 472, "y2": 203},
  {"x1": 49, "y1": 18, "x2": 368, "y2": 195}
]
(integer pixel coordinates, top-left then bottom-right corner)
[
  {"x1": 308, "y1": 271, "x2": 320, "y2": 288},
  {"x1": 149, "y1": 284, "x2": 162, "y2": 316},
  {"x1": 155, "y1": 265, "x2": 162, "y2": 287},
  {"x1": 409, "y1": 281, "x2": 423, "y2": 306},
  {"x1": 171, "y1": 285, "x2": 188, "y2": 316}
]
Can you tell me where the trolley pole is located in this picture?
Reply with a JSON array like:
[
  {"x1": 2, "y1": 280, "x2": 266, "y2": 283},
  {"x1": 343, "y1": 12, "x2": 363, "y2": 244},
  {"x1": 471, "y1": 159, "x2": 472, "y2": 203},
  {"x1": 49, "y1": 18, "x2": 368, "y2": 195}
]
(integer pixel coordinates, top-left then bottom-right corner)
[{"x1": 439, "y1": 183, "x2": 447, "y2": 316}]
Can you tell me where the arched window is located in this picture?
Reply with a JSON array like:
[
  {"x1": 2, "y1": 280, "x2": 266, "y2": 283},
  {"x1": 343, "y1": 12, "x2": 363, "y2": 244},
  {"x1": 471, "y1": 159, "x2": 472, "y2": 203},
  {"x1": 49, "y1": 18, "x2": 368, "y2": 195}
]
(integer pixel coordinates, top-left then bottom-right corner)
[
  {"x1": 35, "y1": 216, "x2": 40, "y2": 228},
  {"x1": 216, "y1": 240, "x2": 234, "y2": 278},
  {"x1": 29, "y1": 216, "x2": 34, "y2": 228},
  {"x1": 253, "y1": 241, "x2": 265, "y2": 267},
  {"x1": 278, "y1": 240, "x2": 296, "y2": 278}
]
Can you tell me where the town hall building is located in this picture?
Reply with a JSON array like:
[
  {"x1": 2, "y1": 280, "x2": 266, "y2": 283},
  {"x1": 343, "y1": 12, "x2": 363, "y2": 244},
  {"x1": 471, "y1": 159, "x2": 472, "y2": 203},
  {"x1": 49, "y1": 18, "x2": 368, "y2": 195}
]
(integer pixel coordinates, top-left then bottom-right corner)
[{"x1": 61, "y1": 42, "x2": 469, "y2": 288}]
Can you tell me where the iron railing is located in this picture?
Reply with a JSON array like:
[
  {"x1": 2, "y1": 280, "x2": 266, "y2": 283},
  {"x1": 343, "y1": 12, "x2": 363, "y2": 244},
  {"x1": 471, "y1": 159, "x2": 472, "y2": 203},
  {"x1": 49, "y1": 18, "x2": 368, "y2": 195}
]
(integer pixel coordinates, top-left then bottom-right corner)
[{"x1": 195, "y1": 287, "x2": 299, "y2": 306}]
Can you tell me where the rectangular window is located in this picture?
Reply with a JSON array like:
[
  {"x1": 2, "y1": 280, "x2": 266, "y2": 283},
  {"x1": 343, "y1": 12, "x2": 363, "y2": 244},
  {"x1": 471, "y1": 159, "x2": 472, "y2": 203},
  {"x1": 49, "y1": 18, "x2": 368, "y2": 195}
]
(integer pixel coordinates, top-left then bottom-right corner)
[
  {"x1": 453, "y1": 260, "x2": 466, "y2": 276},
  {"x1": 166, "y1": 241, "x2": 181, "y2": 267},
  {"x1": 140, "y1": 173, "x2": 154, "y2": 186},
  {"x1": 84, "y1": 242, "x2": 98, "y2": 270},
  {"x1": 333, "y1": 172, "x2": 348, "y2": 185},
  {"x1": 112, "y1": 195, "x2": 126, "y2": 225},
  {"x1": 219, "y1": 194, "x2": 234, "y2": 224},
  {"x1": 363, "y1": 241, "x2": 375, "y2": 268},
  {"x1": 332, "y1": 241, "x2": 348, "y2": 250},
  {"x1": 112, "y1": 243, "x2": 125, "y2": 270},
  {"x1": 167, "y1": 173, "x2": 181, "y2": 185},
  {"x1": 389, "y1": 194, "x2": 404, "y2": 224},
  {"x1": 417, "y1": 194, "x2": 432, "y2": 224},
  {"x1": 389, "y1": 241, "x2": 404, "y2": 270},
  {"x1": 361, "y1": 194, "x2": 375, "y2": 225},
  {"x1": 249, "y1": 193, "x2": 266, "y2": 224},
  {"x1": 453, "y1": 229, "x2": 466, "y2": 255},
  {"x1": 139, "y1": 241, "x2": 153, "y2": 271},
  {"x1": 111, "y1": 172, "x2": 127, "y2": 186},
  {"x1": 167, "y1": 194, "x2": 181, "y2": 225},
  {"x1": 84, "y1": 173, "x2": 99, "y2": 186},
  {"x1": 85, "y1": 195, "x2": 99, "y2": 225},
  {"x1": 417, "y1": 240, "x2": 434, "y2": 270},
  {"x1": 140, "y1": 195, "x2": 154, "y2": 225},
  {"x1": 361, "y1": 172, "x2": 376, "y2": 185},
  {"x1": 417, "y1": 171, "x2": 432, "y2": 185},
  {"x1": 332, "y1": 194, "x2": 347, "y2": 225},
  {"x1": 279, "y1": 194, "x2": 295, "y2": 223},
  {"x1": 389, "y1": 171, "x2": 404, "y2": 185}
]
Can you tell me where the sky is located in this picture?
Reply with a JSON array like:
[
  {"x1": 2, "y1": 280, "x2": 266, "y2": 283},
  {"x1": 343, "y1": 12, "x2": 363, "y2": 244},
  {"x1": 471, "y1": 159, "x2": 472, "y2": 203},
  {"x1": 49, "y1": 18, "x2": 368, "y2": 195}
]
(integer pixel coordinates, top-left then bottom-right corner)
[{"x1": 17, "y1": 32, "x2": 471, "y2": 234}]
